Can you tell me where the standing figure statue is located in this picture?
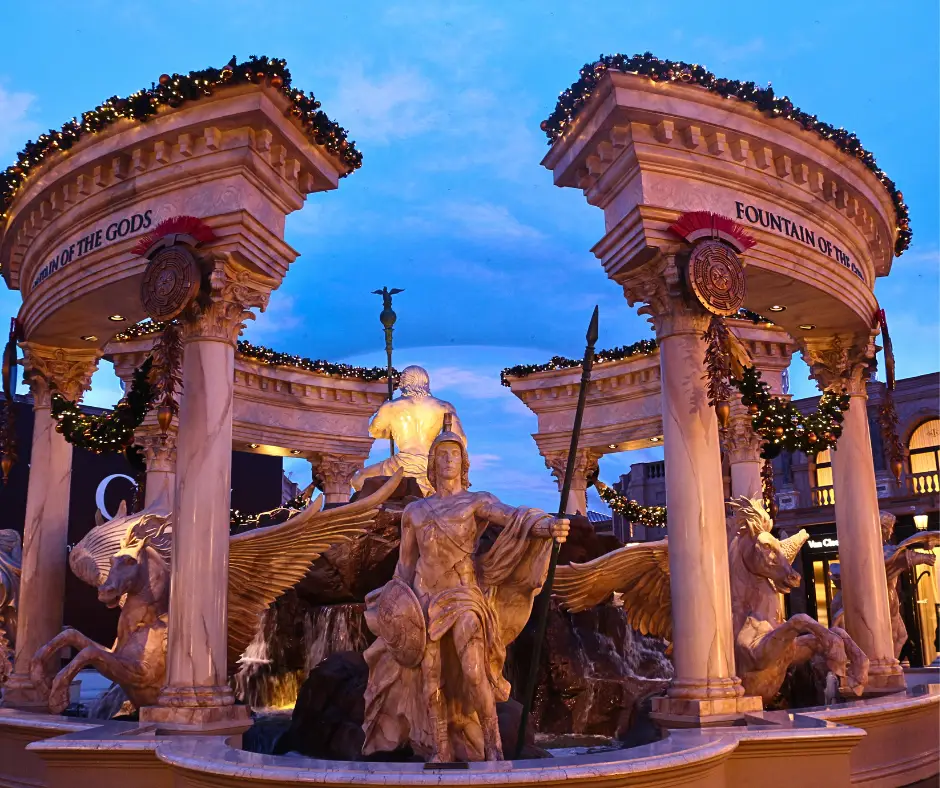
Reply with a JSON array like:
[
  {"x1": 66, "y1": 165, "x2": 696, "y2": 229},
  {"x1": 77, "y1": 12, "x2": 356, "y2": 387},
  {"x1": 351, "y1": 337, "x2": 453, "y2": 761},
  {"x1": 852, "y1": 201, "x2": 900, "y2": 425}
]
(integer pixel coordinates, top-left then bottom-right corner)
[
  {"x1": 831, "y1": 511, "x2": 938, "y2": 659},
  {"x1": 351, "y1": 365, "x2": 465, "y2": 497},
  {"x1": 0, "y1": 530, "x2": 21, "y2": 685},
  {"x1": 362, "y1": 417, "x2": 569, "y2": 762}
]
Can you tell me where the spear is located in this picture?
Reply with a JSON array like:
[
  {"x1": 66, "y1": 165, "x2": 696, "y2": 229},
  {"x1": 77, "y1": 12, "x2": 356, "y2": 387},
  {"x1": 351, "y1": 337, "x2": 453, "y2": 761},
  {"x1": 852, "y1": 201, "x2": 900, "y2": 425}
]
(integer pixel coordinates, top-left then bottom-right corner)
[
  {"x1": 372, "y1": 287, "x2": 403, "y2": 457},
  {"x1": 514, "y1": 305, "x2": 599, "y2": 759}
]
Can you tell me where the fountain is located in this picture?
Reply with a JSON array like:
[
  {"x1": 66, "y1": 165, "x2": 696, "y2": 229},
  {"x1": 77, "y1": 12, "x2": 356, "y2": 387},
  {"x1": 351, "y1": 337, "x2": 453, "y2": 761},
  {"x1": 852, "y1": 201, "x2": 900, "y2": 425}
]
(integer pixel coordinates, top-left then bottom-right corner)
[{"x1": 0, "y1": 51, "x2": 936, "y2": 788}]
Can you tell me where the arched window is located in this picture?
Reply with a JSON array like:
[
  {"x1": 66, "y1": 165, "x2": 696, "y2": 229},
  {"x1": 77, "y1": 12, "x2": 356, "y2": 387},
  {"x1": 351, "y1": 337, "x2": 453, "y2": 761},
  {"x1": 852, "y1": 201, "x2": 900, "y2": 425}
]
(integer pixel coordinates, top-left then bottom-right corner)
[
  {"x1": 909, "y1": 419, "x2": 940, "y2": 494},
  {"x1": 812, "y1": 448, "x2": 835, "y2": 505}
]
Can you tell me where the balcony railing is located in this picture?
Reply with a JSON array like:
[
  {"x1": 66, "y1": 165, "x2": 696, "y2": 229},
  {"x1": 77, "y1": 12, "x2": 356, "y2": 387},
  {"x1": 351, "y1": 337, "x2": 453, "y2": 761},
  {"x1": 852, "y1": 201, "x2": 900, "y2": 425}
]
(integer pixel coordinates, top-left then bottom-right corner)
[
  {"x1": 645, "y1": 462, "x2": 665, "y2": 479},
  {"x1": 811, "y1": 486, "x2": 835, "y2": 506},
  {"x1": 909, "y1": 472, "x2": 940, "y2": 495}
]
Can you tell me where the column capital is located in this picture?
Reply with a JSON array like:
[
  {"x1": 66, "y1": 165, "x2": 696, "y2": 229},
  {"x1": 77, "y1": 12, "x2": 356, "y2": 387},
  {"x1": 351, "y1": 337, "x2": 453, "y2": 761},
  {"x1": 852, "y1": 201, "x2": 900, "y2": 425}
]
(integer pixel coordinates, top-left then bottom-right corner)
[
  {"x1": 543, "y1": 447, "x2": 602, "y2": 489},
  {"x1": 19, "y1": 342, "x2": 101, "y2": 408},
  {"x1": 618, "y1": 255, "x2": 710, "y2": 338},
  {"x1": 137, "y1": 430, "x2": 178, "y2": 474},
  {"x1": 179, "y1": 254, "x2": 277, "y2": 346},
  {"x1": 723, "y1": 406, "x2": 762, "y2": 466},
  {"x1": 313, "y1": 454, "x2": 365, "y2": 502},
  {"x1": 800, "y1": 334, "x2": 877, "y2": 396}
]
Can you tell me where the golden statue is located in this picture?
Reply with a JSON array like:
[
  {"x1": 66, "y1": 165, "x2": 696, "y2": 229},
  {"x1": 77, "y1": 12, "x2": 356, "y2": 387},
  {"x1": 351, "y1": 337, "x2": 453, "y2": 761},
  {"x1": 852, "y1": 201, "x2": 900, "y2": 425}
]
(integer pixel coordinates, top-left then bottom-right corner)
[
  {"x1": 361, "y1": 417, "x2": 569, "y2": 762},
  {"x1": 351, "y1": 365, "x2": 466, "y2": 496}
]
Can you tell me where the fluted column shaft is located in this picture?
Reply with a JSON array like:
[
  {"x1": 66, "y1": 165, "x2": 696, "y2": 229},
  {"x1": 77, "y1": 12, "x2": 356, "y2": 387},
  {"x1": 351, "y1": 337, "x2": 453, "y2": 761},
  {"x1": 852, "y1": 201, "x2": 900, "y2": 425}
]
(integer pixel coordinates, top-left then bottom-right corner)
[{"x1": 3, "y1": 344, "x2": 98, "y2": 710}]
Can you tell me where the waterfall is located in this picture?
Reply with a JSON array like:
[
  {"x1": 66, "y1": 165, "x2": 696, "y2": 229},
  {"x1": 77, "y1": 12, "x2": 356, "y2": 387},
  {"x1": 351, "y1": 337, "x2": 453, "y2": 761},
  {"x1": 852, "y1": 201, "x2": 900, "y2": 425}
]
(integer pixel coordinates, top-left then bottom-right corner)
[{"x1": 235, "y1": 602, "x2": 370, "y2": 710}]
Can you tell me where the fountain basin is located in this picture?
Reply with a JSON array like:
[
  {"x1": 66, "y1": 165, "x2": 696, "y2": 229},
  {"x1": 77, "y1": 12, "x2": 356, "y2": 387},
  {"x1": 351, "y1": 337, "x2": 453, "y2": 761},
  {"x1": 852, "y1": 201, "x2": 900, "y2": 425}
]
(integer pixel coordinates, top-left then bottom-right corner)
[{"x1": 3, "y1": 685, "x2": 935, "y2": 788}]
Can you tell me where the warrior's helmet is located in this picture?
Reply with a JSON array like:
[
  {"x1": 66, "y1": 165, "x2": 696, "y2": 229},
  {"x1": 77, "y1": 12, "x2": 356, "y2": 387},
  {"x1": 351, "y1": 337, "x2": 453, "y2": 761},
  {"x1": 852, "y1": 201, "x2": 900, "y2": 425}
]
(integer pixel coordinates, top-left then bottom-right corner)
[{"x1": 427, "y1": 413, "x2": 470, "y2": 491}]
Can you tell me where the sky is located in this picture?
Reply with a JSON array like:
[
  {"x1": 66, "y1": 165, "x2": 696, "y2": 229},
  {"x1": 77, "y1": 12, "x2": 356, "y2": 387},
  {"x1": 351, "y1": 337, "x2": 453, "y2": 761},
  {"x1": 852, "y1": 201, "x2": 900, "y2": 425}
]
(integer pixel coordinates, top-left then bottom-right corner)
[{"x1": 0, "y1": 1, "x2": 937, "y2": 513}]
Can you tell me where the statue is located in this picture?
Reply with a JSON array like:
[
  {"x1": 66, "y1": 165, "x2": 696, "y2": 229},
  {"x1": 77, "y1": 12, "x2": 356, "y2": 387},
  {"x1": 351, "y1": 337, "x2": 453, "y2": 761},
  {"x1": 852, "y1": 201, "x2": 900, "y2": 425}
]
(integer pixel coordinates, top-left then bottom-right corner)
[
  {"x1": 30, "y1": 473, "x2": 403, "y2": 713},
  {"x1": 361, "y1": 417, "x2": 569, "y2": 762},
  {"x1": 831, "y1": 511, "x2": 938, "y2": 659},
  {"x1": 351, "y1": 365, "x2": 465, "y2": 497},
  {"x1": 554, "y1": 495, "x2": 869, "y2": 704},
  {"x1": 0, "y1": 530, "x2": 21, "y2": 686}
]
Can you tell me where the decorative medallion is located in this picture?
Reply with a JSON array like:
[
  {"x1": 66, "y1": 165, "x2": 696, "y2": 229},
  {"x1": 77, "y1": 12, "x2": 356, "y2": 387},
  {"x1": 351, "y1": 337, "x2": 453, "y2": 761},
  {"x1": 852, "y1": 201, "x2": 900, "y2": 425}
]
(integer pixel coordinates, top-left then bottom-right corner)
[
  {"x1": 687, "y1": 240, "x2": 746, "y2": 316},
  {"x1": 141, "y1": 246, "x2": 201, "y2": 322}
]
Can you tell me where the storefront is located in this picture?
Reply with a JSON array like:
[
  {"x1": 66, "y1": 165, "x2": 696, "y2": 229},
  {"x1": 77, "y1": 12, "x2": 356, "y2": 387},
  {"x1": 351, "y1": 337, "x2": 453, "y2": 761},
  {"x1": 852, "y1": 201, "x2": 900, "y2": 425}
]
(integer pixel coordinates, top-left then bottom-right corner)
[{"x1": 794, "y1": 513, "x2": 940, "y2": 667}]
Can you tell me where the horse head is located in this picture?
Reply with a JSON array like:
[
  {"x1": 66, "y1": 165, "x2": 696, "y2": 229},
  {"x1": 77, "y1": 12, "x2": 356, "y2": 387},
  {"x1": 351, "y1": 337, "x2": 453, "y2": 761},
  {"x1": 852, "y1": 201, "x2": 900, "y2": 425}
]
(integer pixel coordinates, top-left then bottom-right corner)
[
  {"x1": 729, "y1": 496, "x2": 808, "y2": 594},
  {"x1": 98, "y1": 516, "x2": 170, "y2": 607}
]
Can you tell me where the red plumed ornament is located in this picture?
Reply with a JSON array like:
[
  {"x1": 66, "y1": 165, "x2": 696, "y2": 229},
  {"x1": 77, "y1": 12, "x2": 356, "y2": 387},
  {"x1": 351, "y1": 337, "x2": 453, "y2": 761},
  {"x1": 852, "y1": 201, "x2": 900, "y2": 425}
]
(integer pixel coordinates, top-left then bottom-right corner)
[
  {"x1": 670, "y1": 211, "x2": 756, "y2": 253},
  {"x1": 130, "y1": 215, "x2": 217, "y2": 256}
]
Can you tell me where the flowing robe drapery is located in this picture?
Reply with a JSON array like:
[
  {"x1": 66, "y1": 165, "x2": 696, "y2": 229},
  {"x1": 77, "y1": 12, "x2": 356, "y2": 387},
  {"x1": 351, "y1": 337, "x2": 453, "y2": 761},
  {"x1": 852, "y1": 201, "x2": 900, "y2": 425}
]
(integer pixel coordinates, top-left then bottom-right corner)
[{"x1": 362, "y1": 503, "x2": 553, "y2": 761}]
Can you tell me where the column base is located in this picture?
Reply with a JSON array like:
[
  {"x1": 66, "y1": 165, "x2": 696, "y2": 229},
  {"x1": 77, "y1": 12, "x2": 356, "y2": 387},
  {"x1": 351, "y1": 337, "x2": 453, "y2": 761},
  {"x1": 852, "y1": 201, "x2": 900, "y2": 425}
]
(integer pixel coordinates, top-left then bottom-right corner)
[
  {"x1": 139, "y1": 703, "x2": 251, "y2": 735},
  {"x1": 1, "y1": 675, "x2": 49, "y2": 712},
  {"x1": 650, "y1": 695, "x2": 763, "y2": 728},
  {"x1": 140, "y1": 685, "x2": 251, "y2": 734}
]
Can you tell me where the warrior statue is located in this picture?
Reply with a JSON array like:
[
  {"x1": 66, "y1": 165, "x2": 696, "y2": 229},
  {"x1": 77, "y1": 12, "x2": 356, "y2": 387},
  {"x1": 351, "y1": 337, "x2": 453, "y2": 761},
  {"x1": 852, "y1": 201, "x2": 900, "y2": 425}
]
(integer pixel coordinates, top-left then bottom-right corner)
[
  {"x1": 361, "y1": 416, "x2": 569, "y2": 762},
  {"x1": 351, "y1": 365, "x2": 465, "y2": 497},
  {"x1": 831, "y1": 511, "x2": 938, "y2": 658}
]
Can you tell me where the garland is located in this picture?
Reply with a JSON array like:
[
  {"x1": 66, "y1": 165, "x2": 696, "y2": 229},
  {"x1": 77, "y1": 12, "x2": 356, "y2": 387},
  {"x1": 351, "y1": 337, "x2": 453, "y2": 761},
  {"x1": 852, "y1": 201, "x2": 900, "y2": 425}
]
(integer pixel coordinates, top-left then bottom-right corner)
[
  {"x1": 50, "y1": 358, "x2": 154, "y2": 452},
  {"x1": 1, "y1": 55, "x2": 361, "y2": 222},
  {"x1": 500, "y1": 338, "x2": 657, "y2": 386},
  {"x1": 230, "y1": 494, "x2": 308, "y2": 530},
  {"x1": 114, "y1": 321, "x2": 394, "y2": 383},
  {"x1": 542, "y1": 52, "x2": 910, "y2": 255},
  {"x1": 732, "y1": 366, "x2": 849, "y2": 460},
  {"x1": 595, "y1": 482, "x2": 667, "y2": 528},
  {"x1": 238, "y1": 341, "x2": 395, "y2": 383}
]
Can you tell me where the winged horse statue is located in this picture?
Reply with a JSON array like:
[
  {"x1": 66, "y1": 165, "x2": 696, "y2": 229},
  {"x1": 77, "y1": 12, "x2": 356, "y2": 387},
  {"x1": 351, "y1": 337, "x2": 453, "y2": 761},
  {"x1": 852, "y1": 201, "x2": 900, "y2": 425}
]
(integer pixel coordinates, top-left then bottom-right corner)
[
  {"x1": 30, "y1": 471, "x2": 403, "y2": 713},
  {"x1": 554, "y1": 495, "x2": 869, "y2": 704},
  {"x1": 0, "y1": 530, "x2": 21, "y2": 686}
]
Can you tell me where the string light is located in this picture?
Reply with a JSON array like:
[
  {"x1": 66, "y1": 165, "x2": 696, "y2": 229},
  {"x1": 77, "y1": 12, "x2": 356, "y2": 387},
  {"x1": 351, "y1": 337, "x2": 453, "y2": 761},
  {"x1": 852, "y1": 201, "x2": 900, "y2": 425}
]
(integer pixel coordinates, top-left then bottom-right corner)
[
  {"x1": 596, "y1": 484, "x2": 667, "y2": 528},
  {"x1": 115, "y1": 320, "x2": 395, "y2": 382},
  {"x1": 542, "y1": 52, "x2": 911, "y2": 256},
  {"x1": 0, "y1": 55, "x2": 362, "y2": 223}
]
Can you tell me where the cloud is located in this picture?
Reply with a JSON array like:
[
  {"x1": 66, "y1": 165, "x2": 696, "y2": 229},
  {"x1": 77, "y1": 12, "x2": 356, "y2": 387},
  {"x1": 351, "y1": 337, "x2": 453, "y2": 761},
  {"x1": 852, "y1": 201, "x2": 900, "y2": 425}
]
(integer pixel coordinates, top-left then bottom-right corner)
[
  {"x1": 469, "y1": 452, "x2": 501, "y2": 471},
  {"x1": 244, "y1": 291, "x2": 303, "y2": 343},
  {"x1": 435, "y1": 201, "x2": 545, "y2": 242},
  {"x1": 328, "y1": 67, "x2": 437, "y2": 145},
  {"x1": 0, "y1": 85, "x2": 41, "y2": 161},
  {"x1": 690, "y1": 36, "x2": 767, "y2": 65},
  {"x1": 429, "y1": 365, "x2": 508, "y2": 399}
]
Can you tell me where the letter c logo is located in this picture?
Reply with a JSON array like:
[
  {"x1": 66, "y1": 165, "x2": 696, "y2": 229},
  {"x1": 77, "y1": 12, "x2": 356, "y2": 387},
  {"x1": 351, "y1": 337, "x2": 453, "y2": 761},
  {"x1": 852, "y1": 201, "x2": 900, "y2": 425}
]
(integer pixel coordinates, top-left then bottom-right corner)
[{"x1": 95, "y1": 474, "x2": 138, "y2": 521}]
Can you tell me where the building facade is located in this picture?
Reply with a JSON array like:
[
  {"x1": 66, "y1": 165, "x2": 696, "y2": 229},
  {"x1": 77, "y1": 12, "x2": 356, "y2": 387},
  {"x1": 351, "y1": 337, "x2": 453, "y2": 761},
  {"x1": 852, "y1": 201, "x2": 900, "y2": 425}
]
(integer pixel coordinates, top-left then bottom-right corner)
[{"x1": 613, "y1": 371, "x2": 940, "y2": 666}]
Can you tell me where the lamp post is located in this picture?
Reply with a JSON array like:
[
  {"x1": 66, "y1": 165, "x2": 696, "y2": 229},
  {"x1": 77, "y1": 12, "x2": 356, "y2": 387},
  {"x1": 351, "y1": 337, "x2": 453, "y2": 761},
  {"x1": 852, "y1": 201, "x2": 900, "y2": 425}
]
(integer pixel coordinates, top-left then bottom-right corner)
[{"x1": 372, "y1": 287, "x2": 403, "y2": 457}]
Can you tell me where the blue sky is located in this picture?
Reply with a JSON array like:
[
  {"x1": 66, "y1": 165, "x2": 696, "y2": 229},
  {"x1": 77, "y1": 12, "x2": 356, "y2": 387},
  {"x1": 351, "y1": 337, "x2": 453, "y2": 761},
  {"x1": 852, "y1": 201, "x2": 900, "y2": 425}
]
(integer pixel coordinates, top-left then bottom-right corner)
[{"x1": 1, "y1": 1, "x2": 937, "y2": 512}]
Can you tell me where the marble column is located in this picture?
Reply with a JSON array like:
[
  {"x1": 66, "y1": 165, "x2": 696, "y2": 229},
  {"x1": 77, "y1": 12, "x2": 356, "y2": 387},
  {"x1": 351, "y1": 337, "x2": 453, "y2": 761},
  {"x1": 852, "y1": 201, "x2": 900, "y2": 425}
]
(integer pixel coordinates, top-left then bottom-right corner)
[
  {"x1": 313, "y1": 455, "x2": 363, "y2": 505},
  {"x1": 140, "y1": 256, "x2": 274, "y2": 731},
  {"x1": 803, "y1": 338, "x2": 905, "y2": 692},
  {"x1": 137, "y1": 429, "x2": 177, "y2": 511},
  {"x1": 724, "y1": 404, "x2": 763, "y2": 499},
  {"x1": 2, "y1": 344, "x2": 99, "y2": 710},
  {"x1": 622, "y1": 257, "x2": 761, "y2": 724},
  {"x1": 543, "y1": 448, "x2": 601, "y2": 515}
]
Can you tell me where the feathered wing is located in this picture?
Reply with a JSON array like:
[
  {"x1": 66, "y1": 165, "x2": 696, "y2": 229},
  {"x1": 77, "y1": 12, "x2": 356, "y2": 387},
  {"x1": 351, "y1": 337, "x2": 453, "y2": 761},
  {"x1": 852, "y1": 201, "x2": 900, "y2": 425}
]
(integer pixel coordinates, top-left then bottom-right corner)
[
  {"x1": 553, "y1": 539, "x2": 673, "y2": 641},
  {"x1": 896, "y1": 531, "x2": 940, "y2": 554},
  {"x1": 226, "y1": 470, "x2": 404, "y2": 667}
]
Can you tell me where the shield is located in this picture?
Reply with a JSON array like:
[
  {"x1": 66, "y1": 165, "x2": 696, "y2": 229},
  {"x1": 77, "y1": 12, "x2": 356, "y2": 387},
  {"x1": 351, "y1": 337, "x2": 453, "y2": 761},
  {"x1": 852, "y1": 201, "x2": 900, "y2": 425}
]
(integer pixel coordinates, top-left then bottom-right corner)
[{"x1": 368, "y1": 577, "x2": 426, "y2": 668}]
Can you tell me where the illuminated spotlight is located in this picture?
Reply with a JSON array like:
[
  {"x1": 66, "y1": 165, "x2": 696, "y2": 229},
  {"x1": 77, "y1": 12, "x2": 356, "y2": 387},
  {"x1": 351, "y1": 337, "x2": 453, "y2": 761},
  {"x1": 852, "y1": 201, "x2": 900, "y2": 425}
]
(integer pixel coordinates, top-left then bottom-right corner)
[
  {"x1": 79, "y1": 335, "x2": 98, "y2": 342},
  {"x1": 108, "y1": 314, "x2": 126, "y2": 322},
  {"x1": 798, "y1": 324, "x2": 816, "y2": 330},
  {"x1": 290, "y1": 449, "x2": 302, "y2": 455},
  {"x1": 249, "y1": 443, "x2": 259, "y2": 449},
  {"x1": 768, "y1": 305, "x2": 786, "y2": 312},
  {"x1": 649, "y1": 436, "x2": 662, "y2": 443},
  {"x1": 607, "y1": 444, "x2": 618, "y2": 449}
]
